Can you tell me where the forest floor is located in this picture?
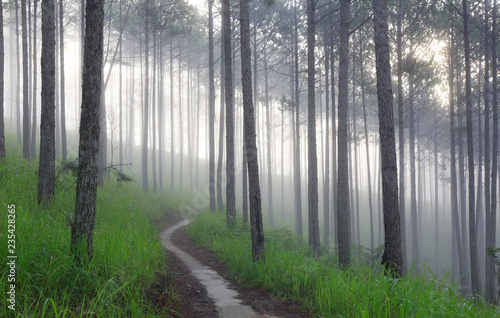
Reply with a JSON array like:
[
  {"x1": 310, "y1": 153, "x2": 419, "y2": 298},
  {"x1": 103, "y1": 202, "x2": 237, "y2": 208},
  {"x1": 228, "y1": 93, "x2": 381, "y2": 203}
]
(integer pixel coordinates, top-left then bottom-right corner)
[{"x1": 157, "y1": 216, "x2": 312, "y2": 318}]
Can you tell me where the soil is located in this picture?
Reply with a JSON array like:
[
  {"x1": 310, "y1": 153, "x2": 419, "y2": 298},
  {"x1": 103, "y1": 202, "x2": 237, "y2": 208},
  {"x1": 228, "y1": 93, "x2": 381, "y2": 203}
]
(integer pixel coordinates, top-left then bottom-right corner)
[{"x1": 153, "y1": 216, "x2": 314, "y2": 318}]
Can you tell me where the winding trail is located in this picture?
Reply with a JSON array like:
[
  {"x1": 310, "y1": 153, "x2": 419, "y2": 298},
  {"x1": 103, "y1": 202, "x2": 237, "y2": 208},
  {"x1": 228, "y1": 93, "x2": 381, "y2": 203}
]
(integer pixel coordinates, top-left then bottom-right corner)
[{"x1": 160, "y1": 220, "x2": 259, "y2": 318}]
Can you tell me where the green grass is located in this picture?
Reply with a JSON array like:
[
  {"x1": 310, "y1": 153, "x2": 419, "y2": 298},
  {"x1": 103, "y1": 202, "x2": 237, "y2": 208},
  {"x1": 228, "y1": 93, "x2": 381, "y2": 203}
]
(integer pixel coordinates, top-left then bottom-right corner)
[
  {"x1": 186, "y1": 212, "x2": 500, "y2": 318},
  {"x1": 0, "y1": 150, "x2": 184, "y2": 317}
]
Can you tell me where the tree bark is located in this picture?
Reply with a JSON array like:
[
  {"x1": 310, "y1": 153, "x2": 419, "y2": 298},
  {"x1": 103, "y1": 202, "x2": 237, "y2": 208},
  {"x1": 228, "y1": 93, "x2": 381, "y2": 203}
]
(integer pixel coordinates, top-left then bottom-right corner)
[
  {"x1": 293, "y1": 0, "x2": 302, "y2": 237},
  {"x1": 59, "y1": 0, "x2": 67, "y2": 162},
  {"x1": 142, "y1": 0, "x2": 149, "y2": 192},
  {"x1": 307, "y1": 0, "x2": 320, "y2": 257},
  {"x1": 209, "y1": 0, "x2": 216, "y2": 212},
  {"x1": 462, "y1": 0, "x2": 480, "y2": 294},
  {"x1": 22, "y1": 0, "x2": 30, "y2": 159},
  {"x1": 240, "y1": 0, "x2": 264, "y2": 262},
  {"x1": 38, "y1": 0, "x2": 56, "y2": 204},
  {"x1": 223, "y1": 0, "x2": 235, "y2": 224},
  {"x1": 373, "y1": 0, "x2": 403, "y2": 276},
  {"x1": 486, "y1": 0, "x2": 499, "y2": 303},
  {"x1": 337, "y1": 0, "x2": 351, "y2": 268},
  {"x1": 71, "y1": 0, "x2": 105, "y2": 262}
]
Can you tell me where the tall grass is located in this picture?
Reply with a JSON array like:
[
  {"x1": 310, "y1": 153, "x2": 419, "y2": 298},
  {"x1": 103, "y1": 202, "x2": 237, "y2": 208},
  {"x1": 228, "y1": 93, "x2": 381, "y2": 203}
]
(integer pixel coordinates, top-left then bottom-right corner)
[
  {"x1": 0, "y1": 150, "x2": 181, "y2": 317},
  {"x1": 187, "y1": 212, "x2": 500, "y2": 317}
]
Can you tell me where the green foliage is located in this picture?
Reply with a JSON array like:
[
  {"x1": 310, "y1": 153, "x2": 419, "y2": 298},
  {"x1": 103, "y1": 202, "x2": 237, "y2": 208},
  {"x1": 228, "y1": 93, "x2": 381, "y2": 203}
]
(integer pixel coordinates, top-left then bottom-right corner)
[
  {"x1": 187, "y1": 213, "x2": 500, "y2": 318},
  {"x1": 0, "y1": 151, "x2": 179, "y2": 317}
]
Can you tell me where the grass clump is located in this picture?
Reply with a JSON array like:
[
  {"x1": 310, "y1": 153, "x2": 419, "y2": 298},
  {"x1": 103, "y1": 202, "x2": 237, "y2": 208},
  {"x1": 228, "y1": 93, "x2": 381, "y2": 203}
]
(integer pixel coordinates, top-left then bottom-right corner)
[
  {"x1": 186, "y1": 212, "x2": 500, "y2": 318},
  {"x1": 0, "y1": 151, "x2": 181, "y2": 317}
]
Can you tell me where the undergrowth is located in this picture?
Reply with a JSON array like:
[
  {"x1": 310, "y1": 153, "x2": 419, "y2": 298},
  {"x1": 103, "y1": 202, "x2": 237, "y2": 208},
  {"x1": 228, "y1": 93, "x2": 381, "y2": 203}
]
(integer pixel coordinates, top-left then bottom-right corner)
[
  {"x1": 186, "y1": 212, "x2": 500, "y2": 318},
  {"x1": 0, "y1": 150, "x2": 183, "y2": 317}
]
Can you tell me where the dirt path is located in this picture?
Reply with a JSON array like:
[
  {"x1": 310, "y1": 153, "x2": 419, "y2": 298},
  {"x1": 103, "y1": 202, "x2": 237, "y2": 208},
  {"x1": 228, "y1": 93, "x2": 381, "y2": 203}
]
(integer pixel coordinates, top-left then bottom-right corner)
[{"x1": 160, "y1": 219, "x2": 312, "y2": 318}]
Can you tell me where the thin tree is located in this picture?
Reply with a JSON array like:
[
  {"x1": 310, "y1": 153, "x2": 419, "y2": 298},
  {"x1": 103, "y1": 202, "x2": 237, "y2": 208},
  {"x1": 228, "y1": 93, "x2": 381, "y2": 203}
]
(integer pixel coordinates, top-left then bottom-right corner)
[
  {"x1": 208, "y1": 0, "x2": 216, "y2": 212},
  {"x1": 59, "y1": 0, "x2": 67, "y2": 162},
  {"x1": 222, "y1": 0, "x2": 235, "y2": 224},
  {"x1": 37, "y1": 0, "x2": 56, "y2": 204},
  {"x1": 373, "y1": 0, "x2": 402, "y2": 277},
  {"x1": 240, "y1": 0, "x2": 264, "y2": 262},
  {"x1": 142, "y1": 0, "x2": 150, "y2": 192},
  {"x1": 307, "y1": 0, "x2": 320, "y2": 257},
  {"x1": 462, "y1": 0, "x2": 480, "y2": 295},
  {"x1": 71, "y1": 0, "x2": 105, "y2": 262},
  {"x1": 337, "y1": 0, "x2": 351, "y2": 268},
  {"x1": 22, "y1": 0, "x2": 30, "y2": 159},
  {"x1": 486, "y1": 0, "x2": 498, "y2": 303},
  {"x1": 30, "y1": 0, "x2": 38, "y2": 159}
]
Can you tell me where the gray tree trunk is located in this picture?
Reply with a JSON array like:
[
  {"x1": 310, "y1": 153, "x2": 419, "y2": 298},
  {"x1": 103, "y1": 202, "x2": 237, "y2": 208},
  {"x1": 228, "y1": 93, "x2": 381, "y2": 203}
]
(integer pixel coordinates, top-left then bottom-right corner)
[
  {"x1": 22, "y1": 0, "x2": 30, "y2": 159},
  {"x1": 209, "y1": 0, "x2": 216, "y2": 212},
  {"x1": 307, "y1": 0, "x2": 320, "y2": 258},
  {"x1": 240, "y1": 0, "x2": 264, "y2": 262},
  {"x1": 71, "y1": 0, "x2": 104, "y2": 262},
  {"x1": 223, "y1": 0, "x2": 235, "y2": 224},
  {"x1": 337, "y1": 0, "x2": 351, "y2": 268},
  {"x1": 37, "y1": 0, "x2": 56, "y2": 204},
  {"x1": 30, "y1": 0, "x2": 38, "y2": 159},
  {"x1": 396, "y1": 0, "x2": 407, "y2": 273},
  {"x1": 486, "y1": 0, "x2": 498, "y2": 303},
  {"x1": 142, "y1": 0, "x2": 149, "y2": 192},
  {"x1": 59, "y1": 0, "x2": 66, "y2": 162},
  {"x1": 373, "y1": 0, "x2": 402, "y2": 276},
  {"x1": 293, "y1": 0, "x2": 302, "y2": 237}
]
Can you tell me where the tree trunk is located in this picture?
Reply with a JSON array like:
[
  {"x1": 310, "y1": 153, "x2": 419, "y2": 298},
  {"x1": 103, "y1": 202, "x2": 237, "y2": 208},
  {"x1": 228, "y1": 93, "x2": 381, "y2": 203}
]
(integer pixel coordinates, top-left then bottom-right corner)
[
  {"x1": 397, "y1": 0, "x2": 407, "y2": 272},
  {"x1": 323, "y1": 22, "x2": 330, "y2": 246},
  {"x1": 373, "y1": 0, "x2": 402, "y2": 277},
  {"x1": 217, "y1": 32, "x2": 225, "y2": 212},
  {"x1": 30, "y1": 0, "x2": 38, "y2": 159},
  {"x1": 264, "y1": 45, "x2": 274, "y2": 227},
  {"x1": 22, "y1": 0, "x2": 30, "y2": 159},
  {"x1": 307, "y1": 0, "x2": 320, "y2": 257},
  {"x1": 209, "y1": 0, "x2": 216, "y2": 212},
  {"x1": 293, "y1": 0, "x2": 302, "y2": 237},
  {"x1": 240, "y1": 0, "x2": 264, "y2": 262},
  {"x1": 142, "y1": 0, "x2": 149, "y2": 192},
  {"x1": 170, "y1": 39, "x2": 175, "y2": 190},
  {"x1": 462, "y1": 0, "x2": 480, "y2": 294},
  {"x1": 71, "y1": 0, "x2": 104, "y2": 262},
  {"x1": 486, "y1": 0, "x2": 499, "y2": 303},
  {"x1": 37, "y1": 0, "x2": 56, "y2": 204},
  {"x1": 337, "y1": 0, "x2": 351, "y2": 268},
  {"x1": 59, "y1": 0, "x2": 67, "y2": 162},
  {"x1": 448, "y1": 23, "x2": 467, "y2": 286},
  {"x1": 16, "y1": 0, "x2": 21, "y2": 145},
  {"x1": 223, "y1": 0, "x2": 235, "y2": 224},
  {"x1": 152, "y1": 31, "x2": 157, "y2": 193},
  {"x1": 360, "y1": 35, "x2": 374, "y2": 257}
]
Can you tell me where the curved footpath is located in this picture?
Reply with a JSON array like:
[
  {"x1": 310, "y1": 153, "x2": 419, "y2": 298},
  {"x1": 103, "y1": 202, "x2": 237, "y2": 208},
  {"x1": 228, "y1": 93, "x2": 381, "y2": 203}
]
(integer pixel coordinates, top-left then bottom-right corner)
[{"x1": 160, "y1": 220, "x2": 259, "y2": 318}]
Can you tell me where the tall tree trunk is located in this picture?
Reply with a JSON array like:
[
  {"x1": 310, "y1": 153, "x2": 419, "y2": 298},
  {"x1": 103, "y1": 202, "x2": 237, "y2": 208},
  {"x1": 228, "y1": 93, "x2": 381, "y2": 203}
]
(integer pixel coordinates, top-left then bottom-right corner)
[
  {"x1": 22, "y1": 0, "x2": 30, "y2": 159},
  {"x1": 142, "y1": 0, "x2": 149, "y2": 192},
  {"x1": 119, "y1": 0, "x2": 123, "y2": 170},
  {"x1": 159, "y1": 34, "x2": 164, "y2": 191},
  {"x1": 16, "y1": 0, "x2": 21, "y2": 145},
  {"x1": 240, "y1": 0, "x2": 264, "y2": 262},
  {"x1": 330, "y1": 11, "x2": 338, "y2": 245},
  {"x1": 59, "y1": 0, "x2": 66, "y2": 162},
  {"x1": 486, "y1": 0, "x2": 499, "y2": 303},
  {"x1": 30, "y1": 0, "x2": 38, "y2": 159},
  {"x1": 448, "y1": 23, "x2": 467, "y2": 286},
  {"x1": 360, "y1": 35, "x2": 374, "y2": 257},
  {"x1": 337, "y1": 0, "x2": 351, "y2": 268},
  {"x1": 0, "y1": 0, "x2": 4, "y2": 158},
  {"x1": 37, "y1": 0, "x2": 55, "y2": 204},
  {"x1": 373, "y1": 0, "x2": 402, "y2": 277},
  {"x1": 293, "y1": 0, "x2": 302, "y2": 236},
  {"x1": 71, "y1": 0, "x2": 104, "y2": 262},
  {"x1": 170, "y1": 39, "x2": 175, "y2": 190},
  {"x1": 264, "y1": 45, "x2": 274, "y2": 227},
  {"x1": 397, "y1": 0, "x2": 407, "y2": 272},
  {"x1": 307, "y1": 0, "x2": 320, "y2": 257},
  {"x1": 323, "y1": 22, "x2": 330, "y2": 246},
  {"x1": 462, "y1": 0, "x2": 480, "y2": 294},
  {"x1": 209, "y1": 0, "x2": 216, "y2": 212},
  {"x1": 434, "y1": 109, "x2": 440, "y2": 274},
  {"x1": 409, "y1": 67, "x2": 420, "y2": 273},
  {"x1": 223, "y1": 0, "x2": 235, "y2": 224},
  {"x1": 152, "y1": 31, "x2": 157, "y2": 193},
  {"x1": 217, "y1": 31, "x2": 225, "y2": 212}
]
